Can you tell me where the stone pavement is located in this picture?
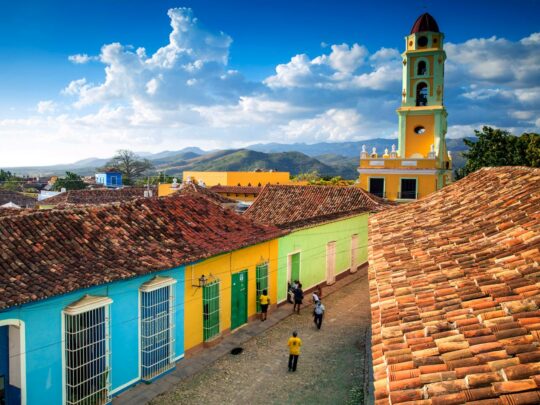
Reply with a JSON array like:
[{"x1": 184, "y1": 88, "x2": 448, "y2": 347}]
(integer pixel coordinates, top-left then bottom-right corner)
[{"x1": 114, "y1": 268, "x2": 369, "y2": 404}]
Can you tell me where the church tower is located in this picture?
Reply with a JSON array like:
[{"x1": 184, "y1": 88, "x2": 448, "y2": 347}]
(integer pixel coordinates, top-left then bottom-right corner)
[{"x1": 357, "y1": 13, "x2": 452, "y2": 201}]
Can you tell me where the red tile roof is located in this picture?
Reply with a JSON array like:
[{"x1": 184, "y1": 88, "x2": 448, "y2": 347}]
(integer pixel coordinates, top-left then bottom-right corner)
[
  {"x1": 244, "y1": 185, "x2": 389, "y2": 230},
  {"x1": 209, "y1": 185, "x2": 262, "y2": 195},
  {"x1": 0, "y1": 190, "x2": 37, "y2": 208},
  {"x1": 40, "y1": 187, "x2": 150, "y2": 206},
  {"x1": 368, "y1": 167, "x2": 540, "y2": 404},
  {"x1": 175, "y1": 183, "x2": 237, "y2": 205},
  {"x1": 0, "y1": 194, "x2": 285, "y2": 310}
]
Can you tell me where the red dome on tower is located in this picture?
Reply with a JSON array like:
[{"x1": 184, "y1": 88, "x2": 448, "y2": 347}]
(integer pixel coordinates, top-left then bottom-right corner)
[{"x1": 410, "y1": 13, "x2": 440, "y2": 34}]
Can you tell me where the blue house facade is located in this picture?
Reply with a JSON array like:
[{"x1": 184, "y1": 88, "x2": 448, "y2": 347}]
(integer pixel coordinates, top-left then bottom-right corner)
[
  {"x1": 95, "y1": 171, "x2": 122, "y2": 188},
  {"x1": 0, "y1": 267, "x2": 185, "y2": 405}
]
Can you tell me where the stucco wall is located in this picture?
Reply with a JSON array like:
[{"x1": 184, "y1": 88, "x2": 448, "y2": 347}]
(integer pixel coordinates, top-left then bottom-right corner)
[
  {"x1": 276, "y1": 214, "x2": 369, "y2": 302},
  {"x1": 184, "y1": 240, "x2": 278, "y2": 351},
  {"x1": 0, "y1": 266, "x2": 185, "y2": 404}
]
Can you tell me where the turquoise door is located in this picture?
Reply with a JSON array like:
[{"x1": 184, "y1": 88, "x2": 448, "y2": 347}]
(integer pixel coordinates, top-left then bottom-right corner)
[{"x1": 231, "y1": 270, "x2": 248, "y2": 330}]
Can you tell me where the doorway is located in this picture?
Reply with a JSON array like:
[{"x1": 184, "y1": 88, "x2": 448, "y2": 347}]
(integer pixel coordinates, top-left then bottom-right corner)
[
  {"x1": 231, "y1": 270, "x2": 248, "y2": 330},
  {"x1": 326, "y1": 241, "x2": 336, "y2": 285}
]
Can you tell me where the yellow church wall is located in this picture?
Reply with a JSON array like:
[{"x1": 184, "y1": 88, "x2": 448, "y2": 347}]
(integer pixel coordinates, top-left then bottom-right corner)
[
  {"x1": 183, "y1": 172, "x2": 229, "y2": 187},
  {"x1": 359, "y1": 173, "x2": 437, "y2": 201},
  {"x1": 405, "y1": 114, "x2": 435, "y2": 158},
  {"x1": 184, "y1": 240, "x2": 279, "y2": 352}
]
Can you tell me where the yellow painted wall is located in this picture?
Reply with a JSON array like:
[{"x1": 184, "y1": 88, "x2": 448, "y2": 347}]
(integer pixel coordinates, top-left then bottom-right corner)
[
  {"x1": 183, "y1": 171, "x2": 290, "y2": 187},
  {"x1": 182, "y1": 172, "x2": 228, "y2": 187},
  {"x1": 184, "y1": 240, "x2": 279, "y2": 351},
  {"x1": 404, "y1": 114, "x2": 435, "y2": 158},
  {"x1": 359, "y1": 159, "x2": 438, "y2": 169},
  {"x1": 358, "y1": 173, "x2": 437, "y2": 201}
]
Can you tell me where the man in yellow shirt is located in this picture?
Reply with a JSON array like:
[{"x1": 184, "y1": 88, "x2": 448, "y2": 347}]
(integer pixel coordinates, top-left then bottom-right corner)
[
  {"x1": 287, "y1": 331, "x2": 302, "y2": 372},
  {"x1": 259, "y1": 289, "x2": 270, "y2": 321}
]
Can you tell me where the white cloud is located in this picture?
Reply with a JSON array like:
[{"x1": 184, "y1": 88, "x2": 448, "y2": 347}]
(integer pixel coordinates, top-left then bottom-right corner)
[
  {"x1": 68, "y1": 53, "x2": 96, "y2": 64},
  {"x1": 1, "y1": 9, "x2": 539, "y2": 166},
  {"x1": 37, "y1": 100, "x2": 57, "y2": 114}
]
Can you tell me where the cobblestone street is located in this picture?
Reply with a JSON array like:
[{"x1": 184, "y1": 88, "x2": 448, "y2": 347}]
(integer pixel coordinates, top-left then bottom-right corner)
[{"x1": 151, "y1": 274, "x2": 370, "y2": 405}]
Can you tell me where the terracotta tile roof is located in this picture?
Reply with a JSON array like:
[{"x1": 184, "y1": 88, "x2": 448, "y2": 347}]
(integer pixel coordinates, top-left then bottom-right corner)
[
  {"x1": 244, "y1": 185, "x2": 389, "y2": 230},
  {"x1": 40, "y1": 187, "x2": 150, "y2": 206},
  {"x1": 209, "y1": 185, "x2": 262, "y2": 194},
  {"x1": 0, "y1": 190, "x2": 37, "y2": 208},
  {"x1": 175, "y1": 183, "x2": 237, "y2": 205},
  {"x1": 368, "y1": 167, "x2": 540, "y2": 404},
  {"x1": 0, "y1": 194, "x2": 285, "y2": 310}
]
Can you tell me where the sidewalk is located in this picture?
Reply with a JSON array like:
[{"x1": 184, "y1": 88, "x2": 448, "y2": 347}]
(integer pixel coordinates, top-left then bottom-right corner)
[{"x1": 114, "y1": 267, "x2": 367, "y2": 404}]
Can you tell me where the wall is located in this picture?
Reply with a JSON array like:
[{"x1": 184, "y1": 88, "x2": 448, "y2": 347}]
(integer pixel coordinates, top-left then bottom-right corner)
[
  {"x1": 0, "y1": 267, "x2": 185, "y2": 404},
  {"x1": 184, "y1": 240, "x2": 278, "y2": 351},
  {"x1": 182, "y1": 171, "x2": 290, "y2": 187},
  {"x1": 358, "y1": 173, "x2": 437, "y2": 201},
  {"x1": 276, "y1": 214, "x2": 369, "y2": 302}
]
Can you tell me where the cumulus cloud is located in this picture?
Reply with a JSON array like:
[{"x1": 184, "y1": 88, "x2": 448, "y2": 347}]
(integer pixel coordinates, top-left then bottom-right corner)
[
  {"x1": 1, "y1": 8, "x2": 539, "y2": 166},
  {"x1": 68, "y1": 53, "x2": 96, "y2": 64}
]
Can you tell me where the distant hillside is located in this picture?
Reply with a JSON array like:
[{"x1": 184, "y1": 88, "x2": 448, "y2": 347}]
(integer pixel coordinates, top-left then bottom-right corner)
[
  {"x1": 3, "y1": 138, "x2": 471, "y2": 178},
  {"x1": 155, "y1": 149, "x2": 342, "y2": 177}
]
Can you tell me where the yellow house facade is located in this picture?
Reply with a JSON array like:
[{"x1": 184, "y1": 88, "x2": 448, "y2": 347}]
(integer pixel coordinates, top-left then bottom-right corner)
[
  {"x1": 184, "y1": 240, "x2": 279, "y2": 353},
  {"x1": 358, "y1": 13, "x2": 452, "y2": 201}
]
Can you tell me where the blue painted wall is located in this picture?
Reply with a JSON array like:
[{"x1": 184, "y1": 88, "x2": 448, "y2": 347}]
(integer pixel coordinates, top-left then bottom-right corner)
[
  {"x1": 95, "y1": 172, "x2": 122, "y2": 188},
  {"x1": 0, "y1": 266, "x2": 185, "y2": 404}
]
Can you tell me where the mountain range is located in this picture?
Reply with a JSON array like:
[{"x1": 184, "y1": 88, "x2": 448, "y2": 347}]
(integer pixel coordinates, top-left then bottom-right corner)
[{"x1": 4, "y1": 139, "x2": 470, "y2": 179}]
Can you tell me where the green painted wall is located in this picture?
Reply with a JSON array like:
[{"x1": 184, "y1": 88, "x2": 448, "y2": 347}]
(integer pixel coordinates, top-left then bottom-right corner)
[{"x1": 276, "y1": 214, "x2": 369, "y2": 302}]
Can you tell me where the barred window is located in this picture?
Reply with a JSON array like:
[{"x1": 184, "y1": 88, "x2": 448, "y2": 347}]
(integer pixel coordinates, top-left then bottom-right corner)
[
  {"x1": 203, "y1": 281, "x2": 220, "y2": 341},
  {"x1": 64, "y1": 295, "x2": 112, "y2": 405}
]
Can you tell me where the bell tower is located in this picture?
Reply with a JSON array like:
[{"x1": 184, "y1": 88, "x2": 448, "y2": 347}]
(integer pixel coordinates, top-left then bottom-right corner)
[
  {"x1": 398, "y1": 13, "x2": 451, "y2": 181},
  {"x1": 357, "y1": 13, "x2": 452, "y2": 201}
]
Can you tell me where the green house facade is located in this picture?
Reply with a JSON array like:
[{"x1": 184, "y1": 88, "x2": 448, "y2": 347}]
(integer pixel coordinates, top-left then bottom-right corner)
[
  {"x1": 244, "y1": 185, "x2": 389, "y2": 302},
  {"x1": 276, "y1": 214, "x2": 369, "y2": 302}
]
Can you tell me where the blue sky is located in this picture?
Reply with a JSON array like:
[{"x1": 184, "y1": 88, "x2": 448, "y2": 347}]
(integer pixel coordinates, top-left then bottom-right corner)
[{"x1": 0, "y1": 0, "x2": 539, "y2": 166}]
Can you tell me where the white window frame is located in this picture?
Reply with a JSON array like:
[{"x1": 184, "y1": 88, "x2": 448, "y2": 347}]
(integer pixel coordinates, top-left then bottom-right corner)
[
  {"x1": 139, "y1": 276, "x2": 177, "y2": 381},
  {"x1": 62, "y1": 295, "x2": 112, "y2": 405},
  {"x1": 0, "y1": 319, "x2": 26, "y2": 405},
  {"x1": 326, "y1": 241, "x2": 337, "y2": 285}
]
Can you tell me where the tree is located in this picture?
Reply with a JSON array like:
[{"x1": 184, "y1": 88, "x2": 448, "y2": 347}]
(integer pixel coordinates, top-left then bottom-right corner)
[
  {"x1": 53, "y1": 172, "x2": 87, "y2": 191},
  {"x1": 101, "y1": 150, "x2": 153, "y2": 185},
  {"x1": 455, "y1": 126, "x2": 540, "y2": 179},
  {"x1": 0, "y1": 169, "x2": 13, "y2": 182}
]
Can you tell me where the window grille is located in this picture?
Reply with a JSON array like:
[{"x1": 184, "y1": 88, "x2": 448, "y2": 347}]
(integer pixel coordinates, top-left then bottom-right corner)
[
  {"x1": 64, "y1": 297, "x2": 111, "y2": 405},
  {"x1": 140, "y1": 278, "x2": 176, "y2": 381},
  {"x1": 203, "y1": 281, "x2": 220, "y2": 341},
  {"x1": 256, "y1": 263, "x2": 269, "y2": 313}
]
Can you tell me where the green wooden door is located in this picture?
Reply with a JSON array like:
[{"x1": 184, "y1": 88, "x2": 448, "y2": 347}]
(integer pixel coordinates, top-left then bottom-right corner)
[
  {"x1": 203, "y1": 281, "x2": 220, "y2": 341},
  {"x1": 256, "y1": 263, "x2": 269, "y2": 313},
  {"x1": 231, "y1": 270, "x2": 248, "y2": 330},
  {"x1": 290, "y1": 253, "x2": 300, "y2": 283}
]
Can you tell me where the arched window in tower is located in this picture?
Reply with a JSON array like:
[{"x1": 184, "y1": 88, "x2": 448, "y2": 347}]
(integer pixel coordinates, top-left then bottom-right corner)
[
  {"x1": 417, "y1": 60, "x2": 427, "y2": 76},
  {"x1": 416, "y1": 82, "x2": 428, "y2": 106}
]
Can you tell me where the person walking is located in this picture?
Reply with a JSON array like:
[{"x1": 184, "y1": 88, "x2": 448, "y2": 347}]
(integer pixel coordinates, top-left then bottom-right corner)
[
  {"x1": 312, "y1": 284, "x2": 322, "y2": 304},
  {"x1": 287, "y1": 331, "x2": 302, "y2": 372},
  {"x1": 313, "y1": 299, "x2": 325, "y2": 330},
  {"x1": 259, "y1": 289, "x2": 270, "y2": 321},
  {"x1": 293, "y1": 283, "x2": 304, "y2": 314}
]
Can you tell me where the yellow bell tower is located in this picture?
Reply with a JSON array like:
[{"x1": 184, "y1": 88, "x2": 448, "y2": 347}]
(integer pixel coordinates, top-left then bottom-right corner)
[{"x1": 357, "y1": 13, "x2": 452, "y2": 201}]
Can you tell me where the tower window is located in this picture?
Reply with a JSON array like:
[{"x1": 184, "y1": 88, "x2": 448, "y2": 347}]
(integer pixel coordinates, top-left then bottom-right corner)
[
  {"x1": 417, "y1": 61, "x2": 427, "y2": 76},
  {"x1": 414, "y1": 126, "x2": 426, "y2": 134},
  {"x1": 416, "y1": 82, "x2": 428, "y2": 106},
  {"x1": 417, "y1": 36, "x2": 428, "y2": 47}
]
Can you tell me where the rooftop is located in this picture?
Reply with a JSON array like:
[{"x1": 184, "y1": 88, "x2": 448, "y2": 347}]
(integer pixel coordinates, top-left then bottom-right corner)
[
  {"x1": 244, "y1": 184, "x2": 389, "y2": 230},
  {"x1": 209, "y1": 185, "x2": 262, "y2": 194},
  {"x1": 175, "y1": 182, "x2": 237, "y2": 205},
  {"x1": 40, "y1": 187, "x2": 150, "y2": 206},
  {"x1": 410, "y1": 12, "x2": 440, "y2": 34},
  {"x1": 0, "y1": 189, "x2": 37, "y2": 208},
  {"x1": 369, "y1": 167, "x2": 540, "y2": 404},
  {"x1": 0, "y1": 194, "x2": 285, "y2": 310}
]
